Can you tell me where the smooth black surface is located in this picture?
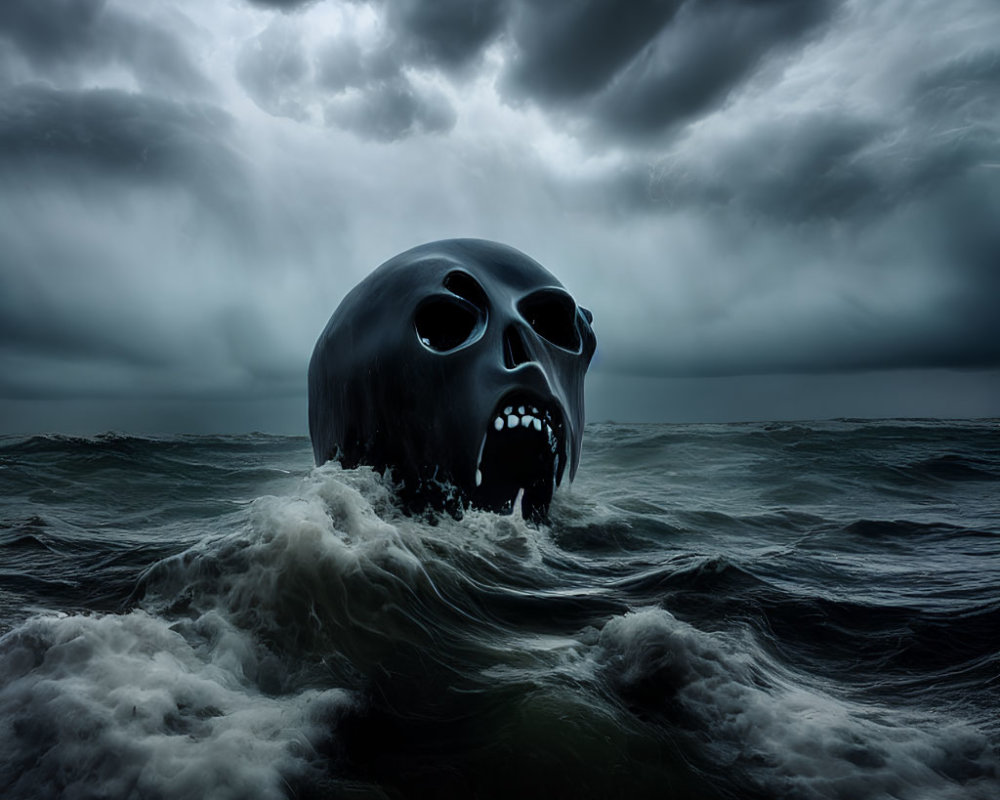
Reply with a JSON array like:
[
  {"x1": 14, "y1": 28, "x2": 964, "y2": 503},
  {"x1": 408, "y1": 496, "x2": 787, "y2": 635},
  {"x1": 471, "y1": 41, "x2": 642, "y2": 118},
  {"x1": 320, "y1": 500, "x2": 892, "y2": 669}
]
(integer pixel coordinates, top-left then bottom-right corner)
[{"x1": 308, "y1": 239, "x2": 597, "y2": 518}]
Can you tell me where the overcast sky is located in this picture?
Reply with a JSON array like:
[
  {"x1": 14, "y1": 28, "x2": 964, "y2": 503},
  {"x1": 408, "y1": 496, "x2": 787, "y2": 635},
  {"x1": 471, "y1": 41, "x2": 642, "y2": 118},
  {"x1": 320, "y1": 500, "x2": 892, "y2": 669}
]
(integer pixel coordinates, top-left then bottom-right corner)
[{"x1": 1, "y1": 0, "x2": 998, "y2": 434}]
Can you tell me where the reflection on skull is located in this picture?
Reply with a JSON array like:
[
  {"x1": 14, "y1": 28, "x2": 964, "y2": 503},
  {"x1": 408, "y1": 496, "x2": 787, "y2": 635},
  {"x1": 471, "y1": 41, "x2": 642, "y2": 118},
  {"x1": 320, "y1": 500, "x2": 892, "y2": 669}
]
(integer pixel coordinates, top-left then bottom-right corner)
[{"x1": 308, "y1": 239, "x2": 597, "y2": 519}]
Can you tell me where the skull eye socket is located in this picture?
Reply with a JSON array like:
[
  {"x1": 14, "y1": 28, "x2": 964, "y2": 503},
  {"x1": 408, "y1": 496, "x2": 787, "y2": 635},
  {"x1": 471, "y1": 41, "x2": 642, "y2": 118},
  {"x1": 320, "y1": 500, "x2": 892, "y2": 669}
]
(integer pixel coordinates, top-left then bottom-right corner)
[
  {"x1": 415, "y1": 296, "x2": 482, "y2": 352},
  {"x1": 518, "y1": 289, "x2": 581, "y2": 352},
  {"x1": 443, "y1": 270, "x2": 489, "y2": 308}
]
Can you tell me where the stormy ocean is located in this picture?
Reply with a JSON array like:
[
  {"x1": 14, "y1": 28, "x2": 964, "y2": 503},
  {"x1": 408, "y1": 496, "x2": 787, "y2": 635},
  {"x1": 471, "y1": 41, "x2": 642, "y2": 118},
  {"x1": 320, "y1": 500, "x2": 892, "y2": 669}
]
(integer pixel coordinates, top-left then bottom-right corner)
[{"x1": 1, "y1": 420, "x2": 997, "y2": 800}]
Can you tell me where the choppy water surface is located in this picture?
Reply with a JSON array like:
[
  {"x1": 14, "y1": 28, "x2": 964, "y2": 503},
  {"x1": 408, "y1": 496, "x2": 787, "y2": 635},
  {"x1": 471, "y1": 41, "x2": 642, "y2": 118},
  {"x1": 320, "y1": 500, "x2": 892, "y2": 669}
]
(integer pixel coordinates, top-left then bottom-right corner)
[{"x1": 1, "y1": 421, "x2": 998, "y2": 799}]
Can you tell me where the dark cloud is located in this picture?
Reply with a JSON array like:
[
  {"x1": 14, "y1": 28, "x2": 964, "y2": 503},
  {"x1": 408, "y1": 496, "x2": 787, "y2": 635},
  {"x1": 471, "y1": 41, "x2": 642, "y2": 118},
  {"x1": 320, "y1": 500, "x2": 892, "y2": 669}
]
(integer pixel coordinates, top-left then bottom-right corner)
[
  {"x1": 0, "y1": 83, "x2": 265, "y2": 389},
  {"x1": 383, "y1": 0, "x2": 509, "y2": 70},
  {"x1": 324, "y1": 77, "x2": 456, "y2": 141},
  {"x1": 629, "y1": 21, "x2": 1000, "y2": 226},
  {"x1": 603, "y1": 301, "x2": 1000, "y2": 379},
  {"x1": 495, "y1": 0, "x2": 840, "y2": 137},
  {"x1": 0, "y1": 225, "x2": 187, "y2": 403},
  {"x1": 239, "y1": 0, "x2": 839, "y2": 143},
  {"x1": 252, "y1": 0, "x2": 842, "y2": 145},
  {"x1": 504, "y1": 0, "x2": 683, "y2": 101},
  {"x1": 914, "y1": 47, "x2": 1000, "y2": 120},
  {"x1": 0, "y1": 277, "x2": 171, "y2": 371},
  {"x1": 616, "y1": 146, "x2": 1000, "y2": 376},
  {"x1": 642, "y1": 113, "x2": 885, "y2": 221},
  {"x1": 238, "y1": 18, "x2": 457, "y2": 139},
  {"x1": 0, "y1": 247, "x2": 303, "y2": 405},
  {"x1": 315, "y1": 33, "x2": 366, "y2": 92},
  {"x1": 0, "y1": 0, "x2": 208, "y2": 94},
  {"x1": 588, "y1": 0, "x2": 838, "y2": 137},
  {"x1": 588, "y1": 23, "x2": 1000, "y2": 381},
  {"x1": 0, "y1": 0, "x2": 105, "y2": 62},
  {"x1": 0, "y1": 84, "x2": 242, "y2": 200},
  {"x1": 313, "y1": 33, "x2": 402, "y2": 91},
  {"x1": 1, "y1": 0, "x2": 998, "y2": 431},
  {"x1": 247, "y1": 0, "x2": 509, "y2": 71},
  {"x1": 930, "y1": 174, "x2": 1000, "y2": 360},
  {"x1": 0, "y1": 3, "x2": 296, "y2": 423}
]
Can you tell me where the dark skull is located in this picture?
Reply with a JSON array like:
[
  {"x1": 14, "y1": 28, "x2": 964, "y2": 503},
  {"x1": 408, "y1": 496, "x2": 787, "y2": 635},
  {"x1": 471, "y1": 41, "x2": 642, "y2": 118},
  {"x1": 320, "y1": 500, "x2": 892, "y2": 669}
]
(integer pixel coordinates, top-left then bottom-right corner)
[{"x1": 308, "y1": 238, "x2": 597, "y2": 519}]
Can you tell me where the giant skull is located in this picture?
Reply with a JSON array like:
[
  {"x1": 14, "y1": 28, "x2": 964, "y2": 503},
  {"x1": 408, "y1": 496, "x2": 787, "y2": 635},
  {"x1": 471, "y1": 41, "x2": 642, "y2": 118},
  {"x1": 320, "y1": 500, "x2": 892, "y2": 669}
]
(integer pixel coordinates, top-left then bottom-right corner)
[{"x1": 308, "y1": 238, "x2": 597, "y2": 519}]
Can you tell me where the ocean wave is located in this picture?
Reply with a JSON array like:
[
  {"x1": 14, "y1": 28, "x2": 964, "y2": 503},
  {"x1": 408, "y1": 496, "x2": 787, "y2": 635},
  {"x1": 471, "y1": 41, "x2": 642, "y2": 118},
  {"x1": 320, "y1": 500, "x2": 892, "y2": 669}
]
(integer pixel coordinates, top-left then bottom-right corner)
[
  {"x1": 903, "y1": 454, "x2": 999, "y2": 482},
  {"x1": 0, "y1": 610, "x2": 353, "y2": 800},
  {"x1": 593, "y1": 607, "x2": 999, "y2": 800},
  {"x1": 2, "y1": 424, "x2": 998, "y2": 798}
]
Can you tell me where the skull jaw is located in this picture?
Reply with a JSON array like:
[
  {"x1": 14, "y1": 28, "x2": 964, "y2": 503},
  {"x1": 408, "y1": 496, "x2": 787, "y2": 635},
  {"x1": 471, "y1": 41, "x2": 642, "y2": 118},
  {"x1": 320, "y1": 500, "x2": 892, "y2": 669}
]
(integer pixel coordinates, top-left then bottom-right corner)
[
  {"x1": 469, "y1": 390, "x2": 569, "y2": 521},
  {"x1": 379, "y1": 392, "x2": 570, "y2": 522}
]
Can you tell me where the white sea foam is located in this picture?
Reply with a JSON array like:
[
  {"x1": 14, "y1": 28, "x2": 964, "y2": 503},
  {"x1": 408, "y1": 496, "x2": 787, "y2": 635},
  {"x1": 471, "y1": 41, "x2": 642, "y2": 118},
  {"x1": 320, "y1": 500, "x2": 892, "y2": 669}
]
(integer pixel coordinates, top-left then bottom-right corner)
[
  {"x1": 0, "y1": 461, "x2": 563, "y2": 799},
  {"x1": 0, "y1": 610, "x2": 351, "y2": 800},
  {"x1": 594, "y1": 607, "x2": 997, "y2": 799},
  {"x1": 0, "y1": 465, "x2": 425, "y2": 799}
]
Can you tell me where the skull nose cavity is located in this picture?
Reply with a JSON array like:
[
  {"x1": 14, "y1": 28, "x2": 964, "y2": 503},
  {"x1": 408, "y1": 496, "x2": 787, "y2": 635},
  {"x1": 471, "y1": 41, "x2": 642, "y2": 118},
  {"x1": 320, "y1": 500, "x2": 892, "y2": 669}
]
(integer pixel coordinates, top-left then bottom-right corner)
[{"x1": 503, "y1": 324, "x2": 532, "y2": 370}]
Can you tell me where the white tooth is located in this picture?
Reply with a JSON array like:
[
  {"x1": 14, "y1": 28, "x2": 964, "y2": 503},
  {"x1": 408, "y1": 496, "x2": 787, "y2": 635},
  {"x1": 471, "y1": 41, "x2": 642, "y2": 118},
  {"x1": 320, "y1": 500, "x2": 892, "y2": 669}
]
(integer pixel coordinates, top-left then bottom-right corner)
[
  {"x1": 533, "y1": 417, "x2": 542, "y2": 431},
  {"x1": 494, "y1": 416, "x2": 504, "y2": 431},
  {"x1": 521, "y1": 414, "x2": 531, "y2": 427},
  {"x1": 518, "y1": 405, "x2": 525, "y2": 414},
  {"x1": 531, "y1": 406, "x2": 538, "y2": 414},
  {"x1": 508, "y1": 414, "x2": 519, "y2": 428},
  {"x1": 476, "y1": 469, "x2": 482, "y2": 487},
  {"x1": 504, "y1": 406, "x2": 513, "y2": 415}
]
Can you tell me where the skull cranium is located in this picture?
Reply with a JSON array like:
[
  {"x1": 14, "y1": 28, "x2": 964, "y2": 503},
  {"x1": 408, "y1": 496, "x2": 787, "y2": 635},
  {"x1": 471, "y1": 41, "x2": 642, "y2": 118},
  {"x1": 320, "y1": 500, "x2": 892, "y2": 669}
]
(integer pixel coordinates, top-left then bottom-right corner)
[{"x1": 308, "y1": 238, "x2": 596, "y2": 519}]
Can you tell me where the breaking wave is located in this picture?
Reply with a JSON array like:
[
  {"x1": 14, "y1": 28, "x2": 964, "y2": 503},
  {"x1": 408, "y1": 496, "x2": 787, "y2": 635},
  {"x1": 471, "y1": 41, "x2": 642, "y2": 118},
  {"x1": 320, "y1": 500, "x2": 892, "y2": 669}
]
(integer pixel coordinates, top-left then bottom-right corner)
[{"x1": 1, "y1": 422, "x2": 998, "y2": 798}]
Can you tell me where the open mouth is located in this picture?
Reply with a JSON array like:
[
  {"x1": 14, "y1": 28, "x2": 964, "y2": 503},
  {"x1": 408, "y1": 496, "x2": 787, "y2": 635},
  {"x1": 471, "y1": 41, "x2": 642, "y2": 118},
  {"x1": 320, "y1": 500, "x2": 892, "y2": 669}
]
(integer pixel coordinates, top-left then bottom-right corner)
[{"x1": 472, "y1": 391, "x2": 568, "y2": 519}]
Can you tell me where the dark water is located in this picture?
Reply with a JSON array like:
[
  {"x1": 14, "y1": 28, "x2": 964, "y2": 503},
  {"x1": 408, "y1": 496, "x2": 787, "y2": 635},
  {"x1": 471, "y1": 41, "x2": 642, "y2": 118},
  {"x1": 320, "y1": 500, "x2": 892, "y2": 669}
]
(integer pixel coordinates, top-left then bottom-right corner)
[{"x1": 1, "y1": 421, "x2": 998, "y2": 799}]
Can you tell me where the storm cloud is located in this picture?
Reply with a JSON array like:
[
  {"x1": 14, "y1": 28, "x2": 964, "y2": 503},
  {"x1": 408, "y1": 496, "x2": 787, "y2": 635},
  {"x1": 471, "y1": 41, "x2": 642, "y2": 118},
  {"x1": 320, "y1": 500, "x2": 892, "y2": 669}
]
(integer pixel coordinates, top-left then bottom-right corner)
[
  {"x1": 504, "y1": 0, "x2": 839, "y2": 138},
  {"x1": 0, "y1": 84, "x2": 237, "y2": 188},
  {"x1": 1, "y1": 0, "x2": 998, "y2": 432},
  {"x1": 236, "y1": 14, "x2": 457, "y2": 139},
  {"x1": 0, "y1": 0, "x2": 208, "y2": 95}
]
